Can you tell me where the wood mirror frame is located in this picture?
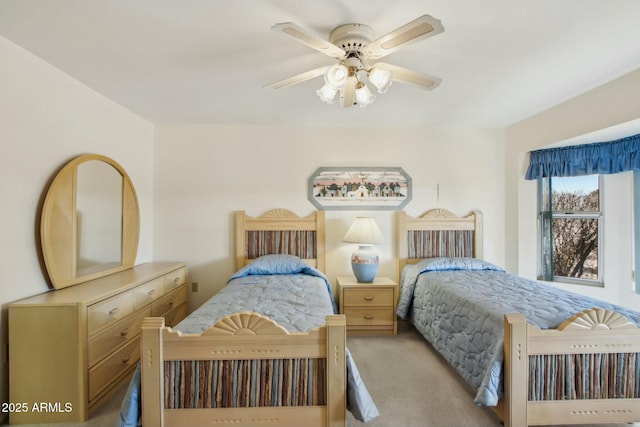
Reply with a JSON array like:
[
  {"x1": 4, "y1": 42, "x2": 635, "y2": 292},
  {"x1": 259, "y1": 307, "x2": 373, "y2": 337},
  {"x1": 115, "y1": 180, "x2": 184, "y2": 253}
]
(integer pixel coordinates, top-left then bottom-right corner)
[{"x1": 41, "y1": 154, "x2": 140, "y2": 289}]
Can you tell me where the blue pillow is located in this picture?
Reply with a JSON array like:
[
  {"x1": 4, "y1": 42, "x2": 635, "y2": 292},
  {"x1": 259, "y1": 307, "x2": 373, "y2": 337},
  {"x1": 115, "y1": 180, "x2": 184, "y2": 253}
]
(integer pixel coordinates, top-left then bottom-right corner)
[
  {"x1": 237, "y1": 254, "x2": 306, "y2": 275},
  {"x1": 414, "y1": 257, "x2": 505, "y2": 272}
]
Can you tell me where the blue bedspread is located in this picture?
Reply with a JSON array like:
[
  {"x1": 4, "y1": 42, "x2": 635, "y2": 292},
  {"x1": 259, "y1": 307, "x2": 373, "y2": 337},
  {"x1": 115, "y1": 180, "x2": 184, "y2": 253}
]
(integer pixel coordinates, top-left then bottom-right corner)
[
  {"x1": 117, "y1": 255, "x2": 378, "y2": 426},
  {"x1": 396, "y1": 257, "x2": 640, "y2": 407}
]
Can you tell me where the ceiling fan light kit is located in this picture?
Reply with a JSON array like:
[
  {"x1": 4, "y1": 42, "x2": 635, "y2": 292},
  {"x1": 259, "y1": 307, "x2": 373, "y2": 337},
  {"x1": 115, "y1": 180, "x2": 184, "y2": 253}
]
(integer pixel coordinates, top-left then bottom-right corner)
[
  {"x1": 316, "y1": 84, "x2": 338, "y2": 104},
  {"x1": 266, "y1": 15, "x2": 444, "y2": 109},
  {"x1": 325, "y1": 63, "x2": 349, "y2": 89},
  {"x1": 354, "y1": 80, "x2": 375, "y2": 107},
  {"x1": 368, "y1": 67, "x2": 393, "y2": 93}
]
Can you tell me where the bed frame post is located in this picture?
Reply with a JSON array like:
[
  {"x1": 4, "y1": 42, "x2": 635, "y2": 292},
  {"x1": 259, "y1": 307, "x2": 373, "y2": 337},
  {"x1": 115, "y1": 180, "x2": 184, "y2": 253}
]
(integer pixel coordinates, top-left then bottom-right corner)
[
  {"x1": 141, "y1": 317, "x2": 165, "y2": 427},
  {"x1": 316, "y1": 210, "x2": 326, "y2": 272},
  {"x1": 235, "y1": 210, "x2": 246, "y2": 269},
  {"x1": 471, "y1": 210, "x2": 483, "y2": 259},
  {"x1": 504, "y1": 313, "x2": 528, "y2": 427},
  {"x1": 326, "y1": 314, "x2": 347, "y2": 427},
  {"x1": 396, "y1": 211, "x2": 408, "y2": 281}
]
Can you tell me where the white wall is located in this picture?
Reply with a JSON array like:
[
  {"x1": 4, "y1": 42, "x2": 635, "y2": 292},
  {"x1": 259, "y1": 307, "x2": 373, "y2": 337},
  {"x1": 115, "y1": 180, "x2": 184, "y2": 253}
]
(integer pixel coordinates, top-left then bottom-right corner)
[
  {"x1": 153, "y1": 125, "x2": 506, "y2": 310},
  {"x1": 505, "y1": 68, "x2": 640, "y2": 310},
  {"x1": 0, "y1": 35, "x2": 155, "y2": 418}
]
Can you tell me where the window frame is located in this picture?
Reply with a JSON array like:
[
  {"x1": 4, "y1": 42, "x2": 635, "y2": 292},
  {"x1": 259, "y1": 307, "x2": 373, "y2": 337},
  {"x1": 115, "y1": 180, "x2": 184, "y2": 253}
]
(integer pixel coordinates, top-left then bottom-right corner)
[
  {"x1": 634, "y1": 170, "x2": 640, "y2": 294},
  {"x1": 537, "y1": 175, "x2": 604, "y2": 287}
]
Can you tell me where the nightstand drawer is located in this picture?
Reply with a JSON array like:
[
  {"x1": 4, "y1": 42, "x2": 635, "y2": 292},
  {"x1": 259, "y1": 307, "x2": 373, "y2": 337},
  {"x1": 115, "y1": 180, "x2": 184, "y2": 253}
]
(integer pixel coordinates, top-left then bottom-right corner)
[
  {"x1": 343, "y1": 308, "x2": 394, "y2": 326},
  {"x1": 343, "y1": 288, "x2": 393, "y2": 307}
]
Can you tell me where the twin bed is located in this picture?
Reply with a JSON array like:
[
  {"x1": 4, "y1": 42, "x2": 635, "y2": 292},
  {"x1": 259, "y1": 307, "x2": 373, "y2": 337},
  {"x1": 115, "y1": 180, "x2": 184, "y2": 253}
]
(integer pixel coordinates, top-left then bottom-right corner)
[
  {"x1": 396, "y1": 208, "x2": 640, "y2": 427},
  {"x1": 122, "y1": 206, "x2": 640, "y2": 427},
  {"x1": 123, "y1": 209, "x2": 377, "y2": 427}
]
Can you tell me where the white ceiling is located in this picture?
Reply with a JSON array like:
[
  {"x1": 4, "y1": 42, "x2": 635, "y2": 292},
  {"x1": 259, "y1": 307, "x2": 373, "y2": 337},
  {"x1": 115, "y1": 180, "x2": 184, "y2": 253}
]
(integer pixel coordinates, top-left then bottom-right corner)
[{"x1": 1, "y1": 0, "x2": 640, "y2": 128}]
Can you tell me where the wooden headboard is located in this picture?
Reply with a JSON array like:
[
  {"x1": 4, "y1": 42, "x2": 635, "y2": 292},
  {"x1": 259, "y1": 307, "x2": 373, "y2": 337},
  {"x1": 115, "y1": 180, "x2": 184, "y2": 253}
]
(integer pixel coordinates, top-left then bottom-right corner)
[
  {"x1": 235, "y1": 209, "x2": 325, "y2": 271},
  {"x1": 397, "y1": 209, "x2": 483, "y2": 273}
]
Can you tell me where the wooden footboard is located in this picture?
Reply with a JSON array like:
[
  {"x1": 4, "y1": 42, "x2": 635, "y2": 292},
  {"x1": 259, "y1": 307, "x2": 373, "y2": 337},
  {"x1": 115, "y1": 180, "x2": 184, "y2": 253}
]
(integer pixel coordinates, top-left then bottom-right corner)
[
  {"x1": 141, "y1": 312, "x2": 347, "y2": 427},
  {"x1": 503, "y1": 308, "x2": 640, "y2": 427}
]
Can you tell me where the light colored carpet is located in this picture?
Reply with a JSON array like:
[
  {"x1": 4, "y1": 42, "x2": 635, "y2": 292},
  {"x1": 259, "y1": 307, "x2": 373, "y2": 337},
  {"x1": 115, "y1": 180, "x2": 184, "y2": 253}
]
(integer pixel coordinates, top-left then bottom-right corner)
[
  {"x1": 346, "y1": 321, "x2": 502, "y2": 427},
  {"x1": 347, "y1": 321, "x2": 636, "y2": 427},
  {"x1": 3, "y1": 321, "x2": 636, "y2": 427}
]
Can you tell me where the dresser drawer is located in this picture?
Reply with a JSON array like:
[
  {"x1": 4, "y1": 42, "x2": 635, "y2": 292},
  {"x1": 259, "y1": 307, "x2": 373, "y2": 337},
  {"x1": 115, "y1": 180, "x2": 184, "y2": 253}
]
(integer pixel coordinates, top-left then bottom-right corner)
[
  {"x1": 164, "y1": 303, "x2": 188, "y2": 327},
  {"x1": 164, "y1": 266, "x2": 187, "y2": 292},
  {"x1": 343, "y1": 288, "x2": 394, "y2": 307},
  {"x1": 88, "y1": 291, "x2": 135, "y2": 335},
  {"x1": 151, "y1": 285, "x2": 188, "y2": 318},
  {"x1": 88, "y1": 307, "x2": 150, "y2": 367},
  {"x1": 89, "y1": 336, "x2": 140, "y2": 402},
  {"x1": 134, "y1": 277, "x2": 165, "y2": 310},
  {"x1": 343, "y1": 308, "x2": 394, "y2": 326}
]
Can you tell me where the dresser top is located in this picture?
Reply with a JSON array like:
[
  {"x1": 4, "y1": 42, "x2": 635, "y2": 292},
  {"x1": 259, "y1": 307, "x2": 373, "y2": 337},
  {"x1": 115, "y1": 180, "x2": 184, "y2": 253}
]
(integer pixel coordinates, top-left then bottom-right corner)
[{"x1": 10, "y1": 262, "x2": 185, "y2": 307}]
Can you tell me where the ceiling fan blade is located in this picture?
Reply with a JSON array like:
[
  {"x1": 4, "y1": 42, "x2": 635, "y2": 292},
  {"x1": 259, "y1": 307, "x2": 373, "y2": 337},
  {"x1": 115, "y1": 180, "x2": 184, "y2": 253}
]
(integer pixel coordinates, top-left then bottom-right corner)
[
  {"x1": 363, "y1": 15, "x2": 444, "y2": 59},
  {"x1": 264, "y1": 66, "x2": 329, "y2": 91},
  {"x1": 375, "y1": 62, "x2": 442, "y2": 90},
  {"x1": 272, "y1": 22, "x2": 346, "y2": 59}
]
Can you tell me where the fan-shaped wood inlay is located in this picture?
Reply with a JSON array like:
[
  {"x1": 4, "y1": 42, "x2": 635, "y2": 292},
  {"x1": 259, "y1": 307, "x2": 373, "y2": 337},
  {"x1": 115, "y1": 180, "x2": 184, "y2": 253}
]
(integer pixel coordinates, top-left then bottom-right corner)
[
  {"x1": 558, "y1": 308, "x2": 637, "y2": 331},
  {"x1": 421, "y1": 208, "x2": 456, "y2": 218},
  {"x1": 263, "y1": 208, "x2": 298, "y2": 218},
  {"x1": 204, "y1": 312, "x2": 290, "y2": 336}
]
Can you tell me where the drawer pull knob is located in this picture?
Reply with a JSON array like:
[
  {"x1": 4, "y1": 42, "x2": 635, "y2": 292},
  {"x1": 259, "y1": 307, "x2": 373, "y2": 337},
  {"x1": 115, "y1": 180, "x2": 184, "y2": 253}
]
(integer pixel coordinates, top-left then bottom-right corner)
[
  {"x1": 148, "y1": 289, "x2": 156, "y2": 296},
  {"x1": 364, "y1": 315, "x2": 375, "y2": 320},
  {"x1": 168, "y1": 301, "x2": 175, "y2": 307},
  {"x1": 108, "y1": 307, "x2": 120, "y2": 316},
  {"x1": 174, "y1": 277, "x2": 180, "y2": 283},
  {"x1": 364, "y1": 296, "x2": 374, "y2": 301},
  {"x1": 120, "y1": 328, "x2": 129, "y2": 337},
  {"x1": 122, "y1": 355, "x2": 131, "y2": 364}
]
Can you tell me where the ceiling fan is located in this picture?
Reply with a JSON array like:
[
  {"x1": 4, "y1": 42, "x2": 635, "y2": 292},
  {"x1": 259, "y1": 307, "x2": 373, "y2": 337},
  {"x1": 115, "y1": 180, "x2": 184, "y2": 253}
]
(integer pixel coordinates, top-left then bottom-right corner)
[{"x1": 264, "y1": 15, "x2": 444, "y2": 108}]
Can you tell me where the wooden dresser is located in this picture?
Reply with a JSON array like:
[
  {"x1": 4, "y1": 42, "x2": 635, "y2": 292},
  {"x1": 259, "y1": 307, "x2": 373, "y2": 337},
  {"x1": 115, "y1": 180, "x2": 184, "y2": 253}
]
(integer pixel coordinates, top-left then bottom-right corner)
[{"x1": 8, "y1": 262, "x2": 188, "y2": 424}]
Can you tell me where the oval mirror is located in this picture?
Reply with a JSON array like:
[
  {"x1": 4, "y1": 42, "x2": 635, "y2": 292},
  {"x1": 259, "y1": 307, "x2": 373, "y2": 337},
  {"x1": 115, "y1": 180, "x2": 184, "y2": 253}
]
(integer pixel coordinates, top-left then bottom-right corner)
[{"x1": 41, "y1": 154, "x2": 140, "y2": 289}]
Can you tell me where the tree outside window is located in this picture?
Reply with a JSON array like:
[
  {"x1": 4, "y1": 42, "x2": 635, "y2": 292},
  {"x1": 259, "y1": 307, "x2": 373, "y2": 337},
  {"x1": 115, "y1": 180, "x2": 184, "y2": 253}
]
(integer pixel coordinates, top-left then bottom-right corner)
[{"x1": 538, "y1": 175, "x2": 602, "y2": 285}]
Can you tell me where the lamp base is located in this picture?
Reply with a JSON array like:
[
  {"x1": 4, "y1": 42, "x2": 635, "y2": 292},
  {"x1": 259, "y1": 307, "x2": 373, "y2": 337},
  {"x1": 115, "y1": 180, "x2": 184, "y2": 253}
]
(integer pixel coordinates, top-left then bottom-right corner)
[{"x1": 351, "y1": 245, "x2": 379, "y2": 283}]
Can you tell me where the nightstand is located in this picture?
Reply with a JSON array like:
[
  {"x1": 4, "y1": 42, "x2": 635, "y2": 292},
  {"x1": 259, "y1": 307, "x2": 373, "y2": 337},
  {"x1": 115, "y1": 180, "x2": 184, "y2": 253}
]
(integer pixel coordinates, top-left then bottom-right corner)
[{"x1": 337, "y1": 276, "x2": 398, "y2": 335}]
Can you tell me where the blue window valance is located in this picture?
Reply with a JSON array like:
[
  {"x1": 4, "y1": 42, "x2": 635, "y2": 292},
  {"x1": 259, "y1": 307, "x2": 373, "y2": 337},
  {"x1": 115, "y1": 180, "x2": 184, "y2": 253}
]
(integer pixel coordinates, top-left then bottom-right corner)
[{"x1": 525, "y1": 133, "x2": 640, "y2": 180}]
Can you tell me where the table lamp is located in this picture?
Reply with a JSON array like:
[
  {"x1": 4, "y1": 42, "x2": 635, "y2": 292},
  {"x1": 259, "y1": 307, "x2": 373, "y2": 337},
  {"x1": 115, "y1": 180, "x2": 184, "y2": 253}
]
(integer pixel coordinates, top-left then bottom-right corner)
[{"x1": 342, "y1": 217, "x2": 385, "y2": 283}]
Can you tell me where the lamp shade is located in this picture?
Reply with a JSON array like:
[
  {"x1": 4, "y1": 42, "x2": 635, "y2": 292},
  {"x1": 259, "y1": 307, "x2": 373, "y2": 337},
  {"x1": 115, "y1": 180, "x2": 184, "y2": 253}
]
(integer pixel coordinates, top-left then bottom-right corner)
[
  {"x1": 343, "y1": 217, "x2": 385, "y2": 244},
  {"x1": 343, "y1": 217, "x2": 384, "y2": 283}
]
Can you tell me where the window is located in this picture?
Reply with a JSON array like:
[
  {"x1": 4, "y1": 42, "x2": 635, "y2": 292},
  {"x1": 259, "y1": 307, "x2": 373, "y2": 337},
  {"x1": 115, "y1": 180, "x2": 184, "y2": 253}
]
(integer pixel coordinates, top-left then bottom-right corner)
[{"x1": 538, "y1": 175, "x2": 602, "y2": 285}]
